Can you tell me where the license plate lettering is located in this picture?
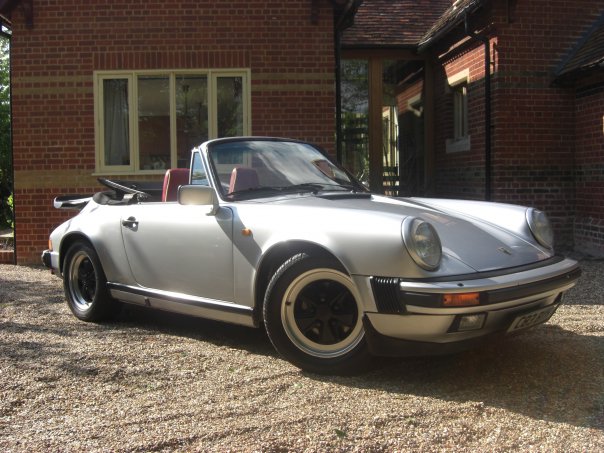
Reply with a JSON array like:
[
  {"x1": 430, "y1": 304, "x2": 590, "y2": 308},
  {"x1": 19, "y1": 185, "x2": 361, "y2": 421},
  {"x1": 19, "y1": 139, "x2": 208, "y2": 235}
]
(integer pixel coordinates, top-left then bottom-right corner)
[{"x1": 507, "y1": 304, "x2": 558, "y2": 333}]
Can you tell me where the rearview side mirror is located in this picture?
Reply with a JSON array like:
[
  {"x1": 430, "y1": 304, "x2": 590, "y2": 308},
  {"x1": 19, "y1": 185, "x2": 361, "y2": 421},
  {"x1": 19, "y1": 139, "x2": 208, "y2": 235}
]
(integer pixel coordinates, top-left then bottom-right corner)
[{"x1": 178, "y1": 185, "x2": 220, "y2": 216}]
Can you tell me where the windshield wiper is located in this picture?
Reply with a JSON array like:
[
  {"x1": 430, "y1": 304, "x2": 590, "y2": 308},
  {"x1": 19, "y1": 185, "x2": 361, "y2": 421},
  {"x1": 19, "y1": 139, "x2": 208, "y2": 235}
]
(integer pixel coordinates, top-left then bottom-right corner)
[
  {"x1": 227, "y1": 184, "x2": 320, "y2": 199},
  {"x1": 232, "y1": 184, "x2": 323, "y2": 195},
  {"x1": 227, "y1": 182, "x2": 365, "y2": 199},
  {"x1": 313, "y1": 182, "x2": 365, "y2": 192}
]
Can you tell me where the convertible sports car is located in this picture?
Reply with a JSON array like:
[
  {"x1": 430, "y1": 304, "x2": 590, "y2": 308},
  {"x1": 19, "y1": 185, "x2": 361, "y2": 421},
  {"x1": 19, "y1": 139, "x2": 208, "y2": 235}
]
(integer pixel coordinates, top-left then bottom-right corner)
[{"x1": 42, "y1": 137, "x2": 580, "y2": 374}]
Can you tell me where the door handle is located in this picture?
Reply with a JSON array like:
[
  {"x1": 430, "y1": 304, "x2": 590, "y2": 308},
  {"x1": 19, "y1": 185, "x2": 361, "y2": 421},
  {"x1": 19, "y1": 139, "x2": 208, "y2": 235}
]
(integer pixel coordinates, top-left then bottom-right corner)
[{"x1": 122, "y1": 216, "x2": 139, "y2": 229}]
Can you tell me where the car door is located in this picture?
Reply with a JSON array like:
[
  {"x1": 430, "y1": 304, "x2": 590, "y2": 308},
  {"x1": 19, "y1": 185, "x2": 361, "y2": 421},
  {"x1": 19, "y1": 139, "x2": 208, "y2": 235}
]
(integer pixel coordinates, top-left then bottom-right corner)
[{"x1": 119, "y1": 202, "x2": 234, "y2": 302}]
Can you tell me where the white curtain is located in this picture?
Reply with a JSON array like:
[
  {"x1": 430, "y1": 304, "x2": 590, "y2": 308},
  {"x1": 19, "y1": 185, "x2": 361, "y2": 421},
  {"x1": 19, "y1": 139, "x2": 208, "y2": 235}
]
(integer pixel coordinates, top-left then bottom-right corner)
[{"x1": 103, "y1": 79, "x2": 130, "y2": 166}]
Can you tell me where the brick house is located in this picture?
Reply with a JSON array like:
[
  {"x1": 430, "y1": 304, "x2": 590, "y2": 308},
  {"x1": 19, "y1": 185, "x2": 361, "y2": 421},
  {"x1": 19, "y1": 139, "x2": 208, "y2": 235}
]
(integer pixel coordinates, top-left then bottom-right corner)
[
  {"x1": 338, "y1": 0, "x2": 604, "y2": 256},
  {"x1": 0, "y1": 0, "x2": 357, "y2": 264},
  {"x1": 1, "y1": 0, "x2": 603, "y2": 264}
]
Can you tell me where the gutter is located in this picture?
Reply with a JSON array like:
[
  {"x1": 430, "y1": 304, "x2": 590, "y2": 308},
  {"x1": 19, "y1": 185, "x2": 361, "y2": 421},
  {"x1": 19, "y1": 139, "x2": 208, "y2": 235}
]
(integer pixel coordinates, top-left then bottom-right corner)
[
  {"x1": 417, "y1": 0, "x2": 485, "y2": 52},
  {"x1": 0, "y1": 27, "x2": 10, "y2": 39}
]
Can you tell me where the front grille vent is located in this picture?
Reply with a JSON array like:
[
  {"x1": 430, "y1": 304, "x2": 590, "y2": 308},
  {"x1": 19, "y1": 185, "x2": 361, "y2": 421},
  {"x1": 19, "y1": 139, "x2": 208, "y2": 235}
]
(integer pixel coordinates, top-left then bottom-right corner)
[{"x1": 371, "y1": 277, "x2": 404, "y2": 314}]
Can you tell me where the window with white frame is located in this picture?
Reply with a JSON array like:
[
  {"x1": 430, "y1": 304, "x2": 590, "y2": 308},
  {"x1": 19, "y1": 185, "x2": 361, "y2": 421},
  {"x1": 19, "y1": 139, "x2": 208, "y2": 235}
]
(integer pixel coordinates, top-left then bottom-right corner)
[
  {"x1": 95, "y1": 70, "x2": 250, "y2": 173},
  {"x1": 452, "y1": 83, "x2": 468, "y2": 139},
  {"x1": 446, "y1": 69, "x2": 470, "y2": 153}
]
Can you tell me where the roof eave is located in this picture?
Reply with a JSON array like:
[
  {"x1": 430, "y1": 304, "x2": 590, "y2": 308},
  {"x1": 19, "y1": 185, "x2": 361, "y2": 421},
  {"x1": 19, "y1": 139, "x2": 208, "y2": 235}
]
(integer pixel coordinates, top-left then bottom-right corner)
[
  {"x1": 0, "y1": 0, "x2": 33, "y2": 28},
  {"x1": 417, "y1": 0, "x2": 486, "y2": 53},
  {"x1": 554, "y1": 61, "x2": 604, "y2": 87}
]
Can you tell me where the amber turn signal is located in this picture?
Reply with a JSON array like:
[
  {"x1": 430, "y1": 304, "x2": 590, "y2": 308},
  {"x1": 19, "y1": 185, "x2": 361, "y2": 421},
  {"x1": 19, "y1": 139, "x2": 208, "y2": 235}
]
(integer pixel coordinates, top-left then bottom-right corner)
[{"x1": 443, "y1": 292, "x2": 480, "y2": 307}]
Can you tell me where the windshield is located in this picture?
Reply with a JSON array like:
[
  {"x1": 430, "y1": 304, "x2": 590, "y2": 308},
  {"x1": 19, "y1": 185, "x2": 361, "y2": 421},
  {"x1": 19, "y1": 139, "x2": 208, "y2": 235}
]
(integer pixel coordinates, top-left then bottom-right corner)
[{"x1": 208, "y1": 139, "x2": 367, "y2": 200}]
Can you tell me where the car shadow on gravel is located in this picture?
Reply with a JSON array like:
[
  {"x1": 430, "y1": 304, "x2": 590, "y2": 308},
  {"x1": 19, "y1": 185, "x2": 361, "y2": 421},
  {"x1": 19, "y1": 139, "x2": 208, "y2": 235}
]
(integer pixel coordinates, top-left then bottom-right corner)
[
  {"x1": 309, "y1": 326, "x2": 603, "y2": 431},
  {"x1": 116, "y1": 304, "x2": 277, "y2": 358},
  {"x1": 116, "y1": 303, "x2": 603, "y2": 431},
  {"x1": 3, "y1": 265, "x2": 601, "y2": 432}
]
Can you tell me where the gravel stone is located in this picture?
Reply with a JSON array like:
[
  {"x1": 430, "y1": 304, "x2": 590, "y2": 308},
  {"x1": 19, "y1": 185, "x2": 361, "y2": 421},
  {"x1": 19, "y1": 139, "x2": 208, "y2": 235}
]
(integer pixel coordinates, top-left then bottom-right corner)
[{"x1": 0, "y1": 261, "x2": 602, "y2": 452}]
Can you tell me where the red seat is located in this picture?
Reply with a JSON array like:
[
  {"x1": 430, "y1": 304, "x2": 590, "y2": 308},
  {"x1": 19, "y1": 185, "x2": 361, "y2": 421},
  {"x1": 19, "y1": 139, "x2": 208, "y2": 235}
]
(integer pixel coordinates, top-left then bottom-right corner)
[
  {"x1": 228, "y1": 167, "x2": 259, "y2": 194},
  {"x1": 162, "y1": 168, "x2": 190, "y2": 202}
]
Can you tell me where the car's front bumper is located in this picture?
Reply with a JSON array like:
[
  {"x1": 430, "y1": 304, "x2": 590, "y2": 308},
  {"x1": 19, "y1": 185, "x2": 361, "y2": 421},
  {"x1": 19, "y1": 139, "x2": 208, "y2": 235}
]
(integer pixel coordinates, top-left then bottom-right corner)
[
  {"x1": 41, "y1": 249, "x2": 60, "y2": 275},
  {"x1": 359, "y1": 257, "x2": 580, "y2": 356}
]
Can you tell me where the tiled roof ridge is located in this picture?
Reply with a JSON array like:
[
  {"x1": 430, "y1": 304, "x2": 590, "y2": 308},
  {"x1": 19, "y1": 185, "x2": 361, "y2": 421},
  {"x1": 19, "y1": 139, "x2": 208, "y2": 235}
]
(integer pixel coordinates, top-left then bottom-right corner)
[{"x1": 341, "y1": 0, "x2": 453, "y2": 48}]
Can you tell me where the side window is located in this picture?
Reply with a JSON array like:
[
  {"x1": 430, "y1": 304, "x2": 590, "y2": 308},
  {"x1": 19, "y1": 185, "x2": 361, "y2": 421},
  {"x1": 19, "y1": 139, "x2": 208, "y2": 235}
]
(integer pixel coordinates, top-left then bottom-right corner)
[{"x1": 191, "y1": 152, "x2": 209, "y2": 186}]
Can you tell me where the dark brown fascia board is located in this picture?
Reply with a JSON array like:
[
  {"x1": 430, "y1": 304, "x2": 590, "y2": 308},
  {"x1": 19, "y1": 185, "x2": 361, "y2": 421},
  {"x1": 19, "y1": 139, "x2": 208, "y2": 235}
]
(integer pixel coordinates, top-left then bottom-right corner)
[{"x1": 554, "y1": 64, "x2": 604, "y2": 88}]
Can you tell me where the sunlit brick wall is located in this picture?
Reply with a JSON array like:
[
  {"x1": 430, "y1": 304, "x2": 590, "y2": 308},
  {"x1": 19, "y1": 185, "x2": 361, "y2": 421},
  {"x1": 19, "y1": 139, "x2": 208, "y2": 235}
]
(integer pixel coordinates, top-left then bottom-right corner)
[{"x1": 8, "y1": 0, "x2": 337, "y2": 263}]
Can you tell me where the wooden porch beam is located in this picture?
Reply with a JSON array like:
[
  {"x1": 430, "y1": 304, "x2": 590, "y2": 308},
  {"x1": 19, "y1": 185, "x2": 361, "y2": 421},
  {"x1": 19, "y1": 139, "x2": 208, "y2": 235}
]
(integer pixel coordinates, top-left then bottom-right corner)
[{"x1": 368, "y1": 58, "x2": 383, "y2": 193}]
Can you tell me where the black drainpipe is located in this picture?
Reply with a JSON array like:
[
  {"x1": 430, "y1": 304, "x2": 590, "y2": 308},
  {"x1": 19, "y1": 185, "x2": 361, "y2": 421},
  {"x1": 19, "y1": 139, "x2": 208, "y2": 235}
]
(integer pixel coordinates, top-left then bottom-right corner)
[{"x1": 464, "y1": 13, "x2": 492, "y2": 201}]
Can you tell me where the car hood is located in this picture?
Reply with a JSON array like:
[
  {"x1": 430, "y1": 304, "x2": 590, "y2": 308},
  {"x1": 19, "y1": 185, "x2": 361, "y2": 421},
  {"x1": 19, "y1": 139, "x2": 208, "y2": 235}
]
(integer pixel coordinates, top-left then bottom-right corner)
[{"x1": 259, "y1": 193, "x2": 551, "y2": 272}]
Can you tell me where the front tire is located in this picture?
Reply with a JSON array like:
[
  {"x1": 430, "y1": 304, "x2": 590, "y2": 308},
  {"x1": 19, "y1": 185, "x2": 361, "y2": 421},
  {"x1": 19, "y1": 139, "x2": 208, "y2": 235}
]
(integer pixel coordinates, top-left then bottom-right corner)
[
  {"x1": 263, "y1": 253, "x2": 371, "y2": 374},
  {"x1": 63, "y1": 242, "x2": 119, "y2": 322}
]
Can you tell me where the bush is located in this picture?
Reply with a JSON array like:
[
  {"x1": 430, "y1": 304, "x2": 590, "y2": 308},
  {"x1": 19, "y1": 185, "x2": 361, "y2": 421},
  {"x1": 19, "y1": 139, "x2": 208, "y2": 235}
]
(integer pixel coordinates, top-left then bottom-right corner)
[{"x1": 0, "y1": 34, "x2": 12, "y2": 231}]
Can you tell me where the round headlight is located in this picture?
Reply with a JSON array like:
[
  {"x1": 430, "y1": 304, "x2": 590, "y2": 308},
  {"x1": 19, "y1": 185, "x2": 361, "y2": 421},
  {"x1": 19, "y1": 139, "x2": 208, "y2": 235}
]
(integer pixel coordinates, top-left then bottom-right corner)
[
  {"x1": 402, "y1": 217, "x2": 442, "y2": 271},
  {"x1": 527, "y1": 208, "x2": 554, "y2": 249}
]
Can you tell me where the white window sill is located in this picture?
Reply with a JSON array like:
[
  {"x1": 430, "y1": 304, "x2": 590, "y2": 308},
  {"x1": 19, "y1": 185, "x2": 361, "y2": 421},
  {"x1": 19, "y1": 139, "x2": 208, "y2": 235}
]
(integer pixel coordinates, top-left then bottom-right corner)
[{"x1": 446, "y1": 136, "x2": 471, "y2": 153}]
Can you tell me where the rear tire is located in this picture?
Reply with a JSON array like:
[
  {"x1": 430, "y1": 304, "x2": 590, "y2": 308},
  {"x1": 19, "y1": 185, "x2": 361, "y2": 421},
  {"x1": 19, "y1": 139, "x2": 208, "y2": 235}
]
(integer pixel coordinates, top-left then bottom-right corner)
[
  {"x1": 63, "y1": 242, "x2": 119, "y2": 322},
  {"x1": 263, "y1": 253, "x2": 372, "y2": 375}
]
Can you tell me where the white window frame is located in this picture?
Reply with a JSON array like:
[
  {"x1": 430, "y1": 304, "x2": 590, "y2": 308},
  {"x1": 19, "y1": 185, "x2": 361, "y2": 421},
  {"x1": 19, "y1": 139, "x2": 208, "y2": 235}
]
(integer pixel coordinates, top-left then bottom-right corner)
[
  {"x1": 94, "y1": 69, "x2": 251, "y2": 175},
  {"x1": 445, "y1": 69, "x2": 471, "y2": 153}
]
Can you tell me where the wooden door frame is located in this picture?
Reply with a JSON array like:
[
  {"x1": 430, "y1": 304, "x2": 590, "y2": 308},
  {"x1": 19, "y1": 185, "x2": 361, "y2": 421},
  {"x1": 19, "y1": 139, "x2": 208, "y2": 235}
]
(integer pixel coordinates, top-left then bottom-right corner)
[{"x1": 340, "y1": 49, "x2": 434, "y2": 194}]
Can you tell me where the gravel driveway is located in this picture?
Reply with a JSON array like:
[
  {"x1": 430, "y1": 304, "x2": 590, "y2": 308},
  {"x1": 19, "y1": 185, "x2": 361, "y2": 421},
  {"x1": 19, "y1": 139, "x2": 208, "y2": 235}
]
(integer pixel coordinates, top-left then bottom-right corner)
[{"x1": 1, "y1": 260, "x2": 602, "y2": 452}]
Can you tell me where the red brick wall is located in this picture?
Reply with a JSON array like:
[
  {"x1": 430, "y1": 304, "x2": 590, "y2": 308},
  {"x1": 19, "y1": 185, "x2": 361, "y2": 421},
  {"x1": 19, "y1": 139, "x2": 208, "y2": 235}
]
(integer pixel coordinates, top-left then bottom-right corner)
[
  {"x1": 434, "y1": 39, "x2": 491, "y2": 200},
  {"x1": 574, "y1": 85, "x2": 604, "y2": 256},
  {"x1": 0, "y1": 250, "x2": 13, "y2": 264},
  {"x1": 431, "y1": 0, "x2": 603, "y2": 252},
  {"x1": 489, "y1": 0, "x2": 601, "y2": 250},
  {"x1": 9, "y1": 0, "x2": 337, "y2": 264}
]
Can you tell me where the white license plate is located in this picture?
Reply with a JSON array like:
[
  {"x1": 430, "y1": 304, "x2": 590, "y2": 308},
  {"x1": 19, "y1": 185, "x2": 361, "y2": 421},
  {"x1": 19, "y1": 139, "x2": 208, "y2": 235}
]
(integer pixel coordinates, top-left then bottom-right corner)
[{"x1": 507, "y1": 304, "x2": 559, "y2": 333}]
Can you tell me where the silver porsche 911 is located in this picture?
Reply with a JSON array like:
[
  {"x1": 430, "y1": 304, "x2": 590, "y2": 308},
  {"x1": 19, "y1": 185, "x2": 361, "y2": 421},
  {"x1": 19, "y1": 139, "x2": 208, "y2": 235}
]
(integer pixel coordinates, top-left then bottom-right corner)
[{"x1": 42, "y1": 137, "x2": 580, "y2": 374}]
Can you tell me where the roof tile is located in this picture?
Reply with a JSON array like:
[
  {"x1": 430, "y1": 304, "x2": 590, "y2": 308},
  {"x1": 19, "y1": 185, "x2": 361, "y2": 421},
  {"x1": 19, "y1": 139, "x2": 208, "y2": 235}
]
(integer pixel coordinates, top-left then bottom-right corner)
[
  {"x1": 557, "y1": 12, "x2": 604, "y2": 80},
  {"x1": 341, "y1": 0, "x2": 451, "y2": 48}
]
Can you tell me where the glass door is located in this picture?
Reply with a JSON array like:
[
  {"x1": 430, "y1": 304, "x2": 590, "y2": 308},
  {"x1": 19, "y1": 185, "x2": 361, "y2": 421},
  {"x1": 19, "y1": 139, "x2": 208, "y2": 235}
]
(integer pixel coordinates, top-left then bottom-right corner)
[{"x1": 339, "y1": 58, "x2": 424, "y2": 196}]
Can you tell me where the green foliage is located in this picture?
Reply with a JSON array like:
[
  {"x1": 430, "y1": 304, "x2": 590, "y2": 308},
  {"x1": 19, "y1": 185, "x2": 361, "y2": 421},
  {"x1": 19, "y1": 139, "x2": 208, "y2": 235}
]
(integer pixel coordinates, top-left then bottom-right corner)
[{"x1": 0, "y1": 34, "x2": 13, "y2": 230}]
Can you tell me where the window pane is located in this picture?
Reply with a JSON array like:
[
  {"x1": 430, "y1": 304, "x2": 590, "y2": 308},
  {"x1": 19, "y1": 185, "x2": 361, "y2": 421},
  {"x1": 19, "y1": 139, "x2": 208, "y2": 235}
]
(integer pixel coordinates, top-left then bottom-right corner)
[
  {"x1": 217, "y1": 76, "x2": 243, "y2": 137},
  {"x1": 103, "y1": 79, "x2": 130, "y2": 166},
  {"x1": 138, "y1": 76, "x2": 170, "y2": 170},
  {"x1": 453, "y1": 84, "x2": 468, "y2": 139},
  {"x1": 177, "y1": 76, "x2": 208, "y2": 167},
  {"x1": 340, "y1": 60, "x2": 369, "y2": 186},
  {"x1": 191, "y1": 152, "x2": 209, "y2": 186}
]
